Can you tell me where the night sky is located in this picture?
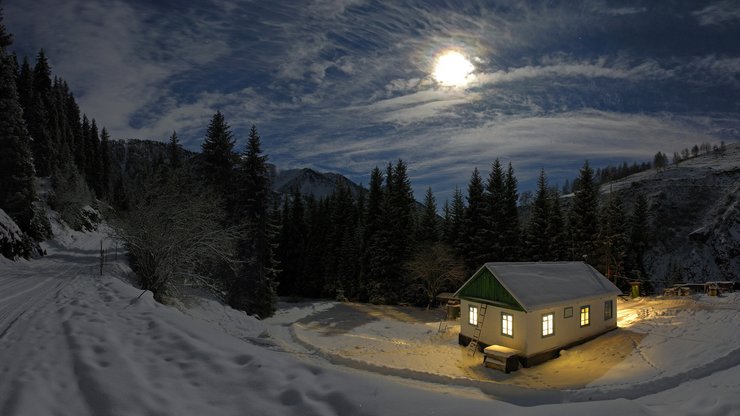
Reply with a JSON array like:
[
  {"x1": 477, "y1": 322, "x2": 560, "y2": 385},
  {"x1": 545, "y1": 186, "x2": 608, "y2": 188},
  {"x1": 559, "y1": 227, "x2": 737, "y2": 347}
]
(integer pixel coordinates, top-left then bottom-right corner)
[{"x1": 6, "y1": 0, "x2": 740, "y2": 201}]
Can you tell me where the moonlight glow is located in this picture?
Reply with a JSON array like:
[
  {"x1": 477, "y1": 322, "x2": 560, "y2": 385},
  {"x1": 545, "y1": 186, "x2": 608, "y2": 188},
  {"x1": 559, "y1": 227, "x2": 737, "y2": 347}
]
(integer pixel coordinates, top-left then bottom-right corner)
[{"x1": 433, "y1": 51, "x2": 474, "y2": 87}]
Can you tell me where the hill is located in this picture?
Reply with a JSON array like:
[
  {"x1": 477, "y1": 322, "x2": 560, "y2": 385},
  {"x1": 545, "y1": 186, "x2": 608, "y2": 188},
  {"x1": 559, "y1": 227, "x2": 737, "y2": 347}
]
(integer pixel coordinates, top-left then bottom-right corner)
[{"x1": 602, "y1": 143, "x2": 739, "y2": 284}]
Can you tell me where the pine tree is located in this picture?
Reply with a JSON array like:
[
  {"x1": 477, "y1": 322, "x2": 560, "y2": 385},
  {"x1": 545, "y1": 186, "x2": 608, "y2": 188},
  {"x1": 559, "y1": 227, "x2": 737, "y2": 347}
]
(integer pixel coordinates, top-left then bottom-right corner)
[
  {"x1": 379, "y1": 159, "x2": 416, "y2": 302},
  {"x1": 78, "y1": 114, "x2": 90, "y2": 174},
  {"x1": 526, "y1": 169, "x2": 550, "y2": 261},
  {"x1": 0, "y1": 14, "x2": 38, "y2": 236},
  {"x1": 484, "y1": 159, "x2": 505, "y2": 261},
  {"x1": 0, "y1": 9, "x2": 10, "y2": 49},
  {"x1": 99, "y1": 127, "x2": 111, "y2": 198},
  {"x1": 362, "y1": 166, "x2": 387, "y2": 301},
  {"x1": 415, "y1": 187, "x2": 439, "y2": 244},
  {"x1": 446, "y1": 187, "x2": 466, "y2": 256},
  {"x1": 303, "y1": 194, "x2": 329, "y2": 298},
  {"x1": 463, "y1": 168, "x2": 487, "y2": 272},
  {"x1": 65, "y1": 91, "x2": 82, "y2": 173},
  {"x1": 230, "y1": 125, "x2": 278, "y2": 318},
  {"x1": 277, "y1": 191, "x2": 307, "y2": 296},
  {"x1": 626, "y1": 193, "x2": 649, "y2": 290},
  {"x1": 389, "y1": 159, "x2": 416, "y2": 253},
  {"x1": 28, "y1": 49, "x2": 54, "y2": 176},
  {"x1": 86, "y1": 119, "x2": 102, "y2": 196},
  {"x1": 501, "y1": 162, "x2": 520, "y2": 260},
  {"x1": 169, "y1": 130, "x2": 181, "y2": 168},
  {"x1": 546, "y1": 188, "x2": 566, "y2": 260},
  {"x1": 200, "y1": 111, "x2": 236, "y2": 200},
  {"x1": 16, "y1": 57, "x2": 33, "y2": 117},
  {"x1": 599, "y1": 192, "x2": 627, "y2": 286},
  {"x1": 325, "y1": 181, "x2": 357, "y2": 298},
  {"x1": 569, "y1": 160, "x2": 600, "y2": 265},
  {"x1": 653, "y1": 152, "x2": 668, "y2": 172}
]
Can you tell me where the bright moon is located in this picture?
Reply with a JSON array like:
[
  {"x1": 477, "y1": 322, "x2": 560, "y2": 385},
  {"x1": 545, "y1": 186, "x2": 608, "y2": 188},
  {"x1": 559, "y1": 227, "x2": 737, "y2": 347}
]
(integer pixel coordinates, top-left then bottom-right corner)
[{"x1": 433, "y1": 51, "x2": 474, "y2": 87}]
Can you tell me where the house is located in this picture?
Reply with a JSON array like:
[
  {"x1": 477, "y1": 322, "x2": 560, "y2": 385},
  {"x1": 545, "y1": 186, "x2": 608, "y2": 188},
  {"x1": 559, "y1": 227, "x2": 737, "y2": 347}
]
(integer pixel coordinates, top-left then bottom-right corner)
[{"x1": 454, "y1": 262, "x2": 621, "y2": 367}]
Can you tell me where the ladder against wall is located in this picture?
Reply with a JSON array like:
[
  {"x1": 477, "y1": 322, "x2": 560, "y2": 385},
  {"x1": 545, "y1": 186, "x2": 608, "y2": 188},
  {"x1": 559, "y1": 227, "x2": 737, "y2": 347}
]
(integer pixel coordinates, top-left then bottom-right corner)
[{"x1": 466, "y1": 303, "x2": 488, "y2": 357}]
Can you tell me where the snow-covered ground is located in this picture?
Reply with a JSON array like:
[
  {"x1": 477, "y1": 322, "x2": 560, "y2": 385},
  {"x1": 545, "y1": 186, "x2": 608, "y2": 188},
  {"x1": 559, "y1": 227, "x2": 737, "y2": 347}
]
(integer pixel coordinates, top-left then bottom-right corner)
[{"x1": 1, "y1": 220, "x2": 739, "y2": 415}]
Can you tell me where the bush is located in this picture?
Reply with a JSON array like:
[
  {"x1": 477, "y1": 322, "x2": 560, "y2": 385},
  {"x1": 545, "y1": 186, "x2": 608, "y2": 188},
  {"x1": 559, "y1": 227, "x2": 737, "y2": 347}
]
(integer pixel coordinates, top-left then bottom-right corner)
[{"x1": 115, "y1": 172, "x2": 239, "y2": 302}]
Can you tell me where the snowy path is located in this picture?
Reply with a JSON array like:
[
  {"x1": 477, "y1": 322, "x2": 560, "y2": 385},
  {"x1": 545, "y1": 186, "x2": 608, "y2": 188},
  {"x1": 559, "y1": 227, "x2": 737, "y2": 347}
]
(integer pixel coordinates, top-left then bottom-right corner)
[{"x1": 0, "y1": 225, "x2": 738, "y2": 415}]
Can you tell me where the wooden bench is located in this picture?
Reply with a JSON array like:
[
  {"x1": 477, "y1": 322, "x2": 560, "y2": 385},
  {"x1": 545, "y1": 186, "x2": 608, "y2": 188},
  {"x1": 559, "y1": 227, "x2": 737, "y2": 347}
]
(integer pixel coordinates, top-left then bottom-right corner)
[{"x1": 483, "y1": 345, "x2": 521, "y2": 373}]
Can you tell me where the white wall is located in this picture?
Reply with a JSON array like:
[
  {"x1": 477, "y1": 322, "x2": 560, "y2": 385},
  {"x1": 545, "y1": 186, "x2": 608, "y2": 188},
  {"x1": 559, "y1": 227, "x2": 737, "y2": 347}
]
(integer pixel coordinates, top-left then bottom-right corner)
[
  {"x1": 460, "y1": 296, "x2": 617, "y2": 356},
  {"x1": 524, "y1": 295, "x2": 618, "y2": 356},
  {"x1": 459, "y1": 299, "x2": 527, "y2": 352}
]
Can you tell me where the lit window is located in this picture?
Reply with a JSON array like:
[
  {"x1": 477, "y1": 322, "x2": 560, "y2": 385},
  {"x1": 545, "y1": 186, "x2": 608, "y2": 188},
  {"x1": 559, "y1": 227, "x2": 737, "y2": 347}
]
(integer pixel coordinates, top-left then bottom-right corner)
[
  {"x1": 604, "y1": 300, "x2": 613, "y2": 320},
  {"x1": 542, "y1": 313, "x2": 554, "y2": 337},
  {"x1": 580, "y1": 306, "x2": 590, "y2": 327},
  {"x1": 501, "y1": 312, "x2": 513, "y2": 337},
  {"x1": 469, "y1": 305, "x2": 478, "y2": 326},
  {"x1": 564, "y1": 306, "x2": 573, "y2": 318}
]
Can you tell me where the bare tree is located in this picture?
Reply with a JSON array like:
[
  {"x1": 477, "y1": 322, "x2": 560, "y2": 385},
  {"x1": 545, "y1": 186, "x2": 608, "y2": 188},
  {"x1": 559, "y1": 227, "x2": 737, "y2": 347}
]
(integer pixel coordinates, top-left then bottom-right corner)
[
  {"x1": 115, "y1": 174, "x2": 240, "y2": 302},
  {"x1": 405, "y1": 243, "x2": 467, "y2": 308}
]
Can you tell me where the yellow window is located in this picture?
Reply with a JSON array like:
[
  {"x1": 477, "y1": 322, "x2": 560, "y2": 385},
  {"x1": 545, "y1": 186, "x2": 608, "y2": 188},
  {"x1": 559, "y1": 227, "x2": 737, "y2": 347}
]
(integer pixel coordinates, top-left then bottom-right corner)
[
  {"x1": 469, "y1": 305, "x2": 478, "y2": 326},
  {"x1": 501, "y1": 312, "x2": 513, "y2": 337},
  {"x1": 580, "y1": 306, "x2": 590, "y2": 327},
  {"x1": 542, "y1": 313, "x2": 554, "y2": 337}
]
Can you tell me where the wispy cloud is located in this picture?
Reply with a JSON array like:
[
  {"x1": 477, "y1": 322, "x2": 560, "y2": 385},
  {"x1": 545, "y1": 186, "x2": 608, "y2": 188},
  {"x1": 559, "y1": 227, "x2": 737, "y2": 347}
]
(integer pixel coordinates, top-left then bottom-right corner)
[
  {"x1": 587, "y1": 0, "x2": 646, "y2": 17},
  {"x1": 693, "y1": 1, "x2": 740, "y2": 26},
  {"x1": 476, "y1": 57, "x2": 673, "y2": 85}
]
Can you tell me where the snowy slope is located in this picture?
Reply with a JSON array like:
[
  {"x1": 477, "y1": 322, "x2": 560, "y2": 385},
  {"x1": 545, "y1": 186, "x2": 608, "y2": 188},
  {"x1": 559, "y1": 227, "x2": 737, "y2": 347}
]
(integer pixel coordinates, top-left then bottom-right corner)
[
  {"x1": 272, "y1": 167, "x2": 364, "y2": 200},
  {"x1": 600, "y1": 143, "x2": 740, "y2": 283},
  {"x1": 1, "y1": 221, "x2": 739, "y2": 415}
]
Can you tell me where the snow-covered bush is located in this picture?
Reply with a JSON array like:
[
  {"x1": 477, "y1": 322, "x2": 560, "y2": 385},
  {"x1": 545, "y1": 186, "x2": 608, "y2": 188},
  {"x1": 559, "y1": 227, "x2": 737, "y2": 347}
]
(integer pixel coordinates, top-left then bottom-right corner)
[
  {"x1": 114, "y1": 173, "x2": 239, "y2": 303},
  {"x1": 0, "y1": 208, "x2": 33, "y2": 259}
]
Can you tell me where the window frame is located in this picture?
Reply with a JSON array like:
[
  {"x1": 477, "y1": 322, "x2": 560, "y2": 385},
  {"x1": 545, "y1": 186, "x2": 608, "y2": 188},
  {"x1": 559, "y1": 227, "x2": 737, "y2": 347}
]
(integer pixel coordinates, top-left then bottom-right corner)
[
  {"x1": 469, "y1": 305, "x2": 478, "y2": 326},
  {"x1": 541, "y1": 312, "x2": 555, "y2": 338},
  {"x1": 501, "y1": 312, "x2": 513, "y2": 338},
  {"x1": 580, "y1": 305, "x2": 591, "y2": 327},
  {"x1": 604, "y1": 300, "x2": 614, "y2": 321},
  {"x1": 564, "y1": 306, "x2": 573, "y2": 319}
]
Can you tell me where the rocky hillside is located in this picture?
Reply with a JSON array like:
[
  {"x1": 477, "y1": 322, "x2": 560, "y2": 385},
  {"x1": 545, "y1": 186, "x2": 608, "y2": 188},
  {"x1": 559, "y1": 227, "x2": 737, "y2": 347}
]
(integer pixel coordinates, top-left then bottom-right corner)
[{"x1": 604, "y1": 143, "x2": 739, "y2": 284}]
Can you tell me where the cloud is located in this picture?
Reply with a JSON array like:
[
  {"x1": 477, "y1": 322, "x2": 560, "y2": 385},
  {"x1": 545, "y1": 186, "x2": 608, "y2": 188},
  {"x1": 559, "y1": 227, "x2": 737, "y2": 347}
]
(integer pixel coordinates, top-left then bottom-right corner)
[
  {"x1": 683, "y1": 55, "x2": 740, "y2": 87},
  {"x1": 5, "y1": 0, "x2": 233, "y2": 141},
  {"x1": 476, "y1": 58, "x2": 674, "y2": 85},
  {"x1": 360, "y1": 88, "x2": 477, "y2": 124},
  {"x1": 693, "y1": 1, "x2": 740, "y2": 26},
  {"x1": 587, "y1": 0, "x2": 647, "y2": 16},
  {"x1": 4, "y1": 0, "x2": 738, "y2": 205}
]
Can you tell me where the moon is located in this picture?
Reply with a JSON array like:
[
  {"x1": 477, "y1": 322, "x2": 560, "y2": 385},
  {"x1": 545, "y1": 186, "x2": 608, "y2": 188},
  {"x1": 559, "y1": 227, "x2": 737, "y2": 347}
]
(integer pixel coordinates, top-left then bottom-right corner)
[{"x1": 433, "y1": 51, "x2": 475, "y2": 87}]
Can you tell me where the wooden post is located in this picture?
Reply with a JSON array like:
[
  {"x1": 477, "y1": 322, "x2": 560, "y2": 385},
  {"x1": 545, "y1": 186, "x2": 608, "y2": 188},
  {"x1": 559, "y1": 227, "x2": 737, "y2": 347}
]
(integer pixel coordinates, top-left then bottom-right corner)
[{"x1": 100, "y1": 240, "x2": 104, "y2": 277}]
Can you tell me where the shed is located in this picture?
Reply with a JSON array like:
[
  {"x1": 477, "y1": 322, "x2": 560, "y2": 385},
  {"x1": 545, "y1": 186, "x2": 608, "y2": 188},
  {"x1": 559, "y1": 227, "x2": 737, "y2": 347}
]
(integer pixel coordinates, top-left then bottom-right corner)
[{"x1": 454, "y1": 262, "x2": 621, "y2": 367}]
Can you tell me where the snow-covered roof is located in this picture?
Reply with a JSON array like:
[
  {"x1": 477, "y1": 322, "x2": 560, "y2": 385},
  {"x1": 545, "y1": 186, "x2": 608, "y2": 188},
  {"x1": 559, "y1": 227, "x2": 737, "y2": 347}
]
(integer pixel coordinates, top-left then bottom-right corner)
[{"x1": 458, "y1": 262, "x2": 621, "y2": 311}]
